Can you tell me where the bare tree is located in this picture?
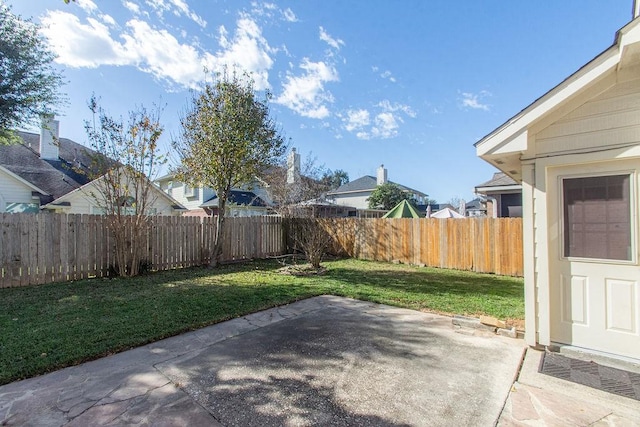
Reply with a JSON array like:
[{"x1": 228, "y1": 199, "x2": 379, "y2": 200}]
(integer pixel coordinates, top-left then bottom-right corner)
[
  {"x1": 84, "y1": 96, "x2": 166, "y2": 277},
  {"x1": 263, "y1": 150, "x2": 334, "y2": 268},
  {"x1": 262, "y1": 150, "x2": 328, "y2": 217}
]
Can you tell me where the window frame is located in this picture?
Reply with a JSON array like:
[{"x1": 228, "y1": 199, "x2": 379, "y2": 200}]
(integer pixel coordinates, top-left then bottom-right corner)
[
  {"x1": 559, "y1": 170, "x2": 636, "y2": 265},
  {"x1": 183, "y1": 184, "x2": 196, "y2": 198}
]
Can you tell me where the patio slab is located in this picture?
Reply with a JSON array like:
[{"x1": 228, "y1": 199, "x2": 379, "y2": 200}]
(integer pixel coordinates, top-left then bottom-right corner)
[{"x1": 0, "y1": 295, "x2": 524, "y2": 426}]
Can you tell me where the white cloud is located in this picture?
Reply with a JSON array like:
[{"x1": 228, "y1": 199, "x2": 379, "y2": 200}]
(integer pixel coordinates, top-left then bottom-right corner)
[
  {"x1": 76, "y1": 0, "x2": 98, "y2": 13},
  {"x1": 377, "y1": 100, "x2": 416, "y2": 118},
  {"x1": 145, "y1": 0, "x2": 206, "y2": 28},
  {"x1": 342, "y1": 100, "x2": 416, "y2": 140},
  {"x1": 145, "y1": 0, "x2": 169, "y2": 13},
  {"x1": 123, "y1": 1, "x2": 141, "y2": 14},
  {"x1": 319, "y1": 26, "x2": 344, "y2": 50},
  {"x1": 210, "y1": 17, "x2": 274, "y2": 90},
  {"x1": 122, "y1": 19, "x2": 204, "y2": 86},
  {"x1": 460, "y1": 91, "x2": 491, "y2": 111},
  {"x1": 380, "y1": 70, "x2": 396, "y2": 83},
  {"x1": 169, "y1": 0, "x2": 207, "y2": 27},
  {"x1": 40, "y1": 10, "x2": 274, "y2": 90},
  {"x1": 282, "y1": 8, "x2": 297, "y2": 22},
  {"x1": 100, "y1": 14, "x2": 116, "y2": 26},
  {"x1": 275, "y1": 58, "x2": 339, "y2": 119},
  {"x1": 41, "y1": 11, "x2": 133, "y2": 68},
  {"x1": 371, "y1": 112, "x2": 399, "y2": 139},
  {"x1": 344, "y1": 109, "x2": 370, "y2": 132}
]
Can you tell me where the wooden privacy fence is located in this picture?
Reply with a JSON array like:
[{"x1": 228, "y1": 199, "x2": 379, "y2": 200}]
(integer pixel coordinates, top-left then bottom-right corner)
[
  {"x1": 0, "y1": 214, "x2": 522, "y2": 288},
  {"x1": 312, "y1": 217, "x2": 523, "y2": 276},
  {"x1": 0, "y1": 213, "x2": 284, "y2": 288}
]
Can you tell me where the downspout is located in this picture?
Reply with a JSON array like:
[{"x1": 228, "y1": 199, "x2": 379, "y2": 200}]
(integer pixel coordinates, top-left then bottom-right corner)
[{"x1": 486, "y1": 195, "x2": 498, "y2": 217}]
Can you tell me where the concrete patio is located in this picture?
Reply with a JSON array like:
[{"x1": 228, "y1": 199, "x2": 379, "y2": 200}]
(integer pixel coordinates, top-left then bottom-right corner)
[{"x1": 0, "y1": 296, "x2": 638, "y2": 426}]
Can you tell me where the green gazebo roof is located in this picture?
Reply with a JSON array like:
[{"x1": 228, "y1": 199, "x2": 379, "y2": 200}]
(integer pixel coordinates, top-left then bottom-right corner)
[{"x1": 382, "y1": 200, "x2": 421, "y2": 218}]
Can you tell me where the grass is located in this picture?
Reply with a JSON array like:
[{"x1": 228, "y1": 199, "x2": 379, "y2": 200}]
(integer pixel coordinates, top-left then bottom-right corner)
[{"x1": 0, "y1": 258, "x2": 523, "y2": 385}]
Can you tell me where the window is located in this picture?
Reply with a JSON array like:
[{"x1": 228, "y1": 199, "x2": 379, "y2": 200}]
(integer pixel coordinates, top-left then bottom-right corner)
[
  {"x1": 563, "y1": 174, "x2": 631, "y2": 261},
  {"x1": 184, "y1": 184, "x2": 196, "y2": 197},
  {"x1": 5, "y1": 202, "x2": 39, "y2": 213}
]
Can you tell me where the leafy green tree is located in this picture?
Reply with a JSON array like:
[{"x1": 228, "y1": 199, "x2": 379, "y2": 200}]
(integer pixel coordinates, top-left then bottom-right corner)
[
  {"x1": 173, "y1": 70, "x2": 286, "y2": 267},
  {"x1": 367, "y1": 183, "x2": 417, "y2": 210},
  {"x1": 0, "y1": 6, "x2": 65, "y2": 143},
  {"x1": 321, "y1": 169, "x2": 349, "y2": 190}
]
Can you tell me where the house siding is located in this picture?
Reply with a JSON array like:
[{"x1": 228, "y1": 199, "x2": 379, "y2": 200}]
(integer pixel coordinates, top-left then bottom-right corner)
[
  {"x1": 329, "y1": 192, "x2": 370, "y2": 210},
  {"x1": 157, "y1": 179, "x2": 205, "y2": 211},
  {"x1": 49, "y1": 178, "x2": 182, "y2": 216},
  {"x1": 0, "y1": 169, "x2": 38, "y2": 212},
  {"x1": 536, "y1": 77, "x2": 640, "y2": 155}
]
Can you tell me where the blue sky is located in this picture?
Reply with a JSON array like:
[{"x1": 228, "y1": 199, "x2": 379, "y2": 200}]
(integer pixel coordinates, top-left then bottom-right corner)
[{"x1": 6, "y1": 0, "x2": 634, "y2": 203}]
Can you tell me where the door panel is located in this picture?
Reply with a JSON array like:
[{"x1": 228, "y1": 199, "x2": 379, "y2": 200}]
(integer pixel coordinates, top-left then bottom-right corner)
[
  {"x1": 548, "y1": 162, "x2": 640, "y2": 360},
  {"x1": 605, "y1": 278, "x2": 637, "y2": 333}
]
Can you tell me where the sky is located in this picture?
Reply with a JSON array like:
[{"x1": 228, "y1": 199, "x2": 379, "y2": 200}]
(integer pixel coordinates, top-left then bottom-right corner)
[{"x1": 5, "y1": 0, "x2": 634, "y2": 203}]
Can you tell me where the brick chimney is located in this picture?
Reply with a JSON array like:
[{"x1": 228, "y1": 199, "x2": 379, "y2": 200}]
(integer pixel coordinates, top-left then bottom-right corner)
[
  {"x1": 287, "y1": 147, "x2": 300, "y2": 184},
  {"x1": 40, "y1": 116, "x2": 60, "y2": 160},
  {"x1": 376, "y1": 164, "x2": 387, "y2": 186}
]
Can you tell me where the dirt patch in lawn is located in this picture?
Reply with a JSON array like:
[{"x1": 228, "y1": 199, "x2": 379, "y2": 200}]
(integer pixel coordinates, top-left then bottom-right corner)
[{"x1": 278, "y1": 264, "x2": 327, "y2": 276}]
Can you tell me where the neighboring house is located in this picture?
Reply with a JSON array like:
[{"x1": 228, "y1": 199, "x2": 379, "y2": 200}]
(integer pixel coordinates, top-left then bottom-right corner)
[
  {"x1": 0, "y1": 119, "x2": 184, "y2": 215},
  {"x1": 201, "y1": 189, "x2": 269, "y2": 217},
  {"x1": 464, "y1": 198, "x2": 487, "y2": 217},
  {"x1": 475, "y1": 172, "x2": 523, "y2": 217},
  {"x1": 155, "y1": 174, "x2": 271, "y2": 218},
  {"x1": 476, "y1": 9, "x2": 640, "y2": 361},
  {"x1": 292, "y1": 198, "x2": 357, "y2": 218},
  {"x1": 327, "y1": 165, "x2": 429, "y2": 211}
]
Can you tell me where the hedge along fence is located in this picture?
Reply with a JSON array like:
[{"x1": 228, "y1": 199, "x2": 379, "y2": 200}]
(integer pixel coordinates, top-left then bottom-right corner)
[
  {"x1": 0, "y1": 213, "x2": 284, "y2": 288},
  {"x1": 309, "y1": 217, "x2": 523, "y2": 277}
]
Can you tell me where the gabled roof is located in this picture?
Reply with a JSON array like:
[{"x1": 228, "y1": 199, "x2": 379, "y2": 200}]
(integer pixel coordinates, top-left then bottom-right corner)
[
  {"x1": 0, "y1": 131, "x2": 96, "y2": 201},
  {"x1": 465, "y1": 198, "x2": 486, "y2": 211},
  {"x1": 475, "y1": 172, "x2": 522, "y2": 195},
  {"x1": 201, "y1": 190, "x2": 267, "y2": 208},
  {"x1": 475, "y1": 16, "x2": 640, "y2": 179},
  {"x1": 327, "y1": 175, "x2": 427, "y2": 197},
  {"x1": 382, "y1": 200, "x2": 421, "y2": 218}
]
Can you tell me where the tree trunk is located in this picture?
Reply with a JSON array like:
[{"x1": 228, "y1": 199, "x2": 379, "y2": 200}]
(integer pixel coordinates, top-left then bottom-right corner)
[{"x1": 210, "y1": 200, "x2": 226, "y2": 268}]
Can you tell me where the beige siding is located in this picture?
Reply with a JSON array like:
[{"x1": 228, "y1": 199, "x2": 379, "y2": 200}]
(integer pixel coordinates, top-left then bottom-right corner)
[
  {"x1": 536, "y1": 77, "x2": 640, "y2": 155},
  {"x1": 156, "y1": 178, "x2": 204, "y2": 211},
  {"x1": 0, "y1": 170, "x2": 37, "y2": 212},
  {"x1": 52, "y1": 181, "x2": 181, "y2": 216},
  {"x1": 330, "y1": 192, "x2": 370, "y2": 209}
]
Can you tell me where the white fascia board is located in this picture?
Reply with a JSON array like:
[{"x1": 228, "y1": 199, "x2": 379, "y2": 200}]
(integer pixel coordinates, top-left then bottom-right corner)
[
  {"x1": 154, "y1": 172, "x2": 176, "y2": 183},
  {"x1": 475, "y1": 184, "x2": 522, "y2": 193}
]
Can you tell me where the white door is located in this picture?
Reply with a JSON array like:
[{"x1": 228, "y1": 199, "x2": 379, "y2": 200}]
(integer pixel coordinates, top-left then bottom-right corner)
[{"x1": 548, "y1": 162, "x2": 640, "y2": 360}]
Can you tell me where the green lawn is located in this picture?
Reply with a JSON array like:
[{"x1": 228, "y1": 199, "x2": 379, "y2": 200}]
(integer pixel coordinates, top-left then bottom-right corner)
[{"x1": 0, "y1": 258, "x2": 524, "y2": 385}]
